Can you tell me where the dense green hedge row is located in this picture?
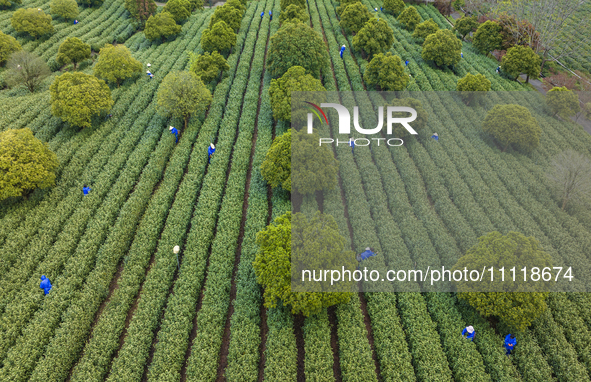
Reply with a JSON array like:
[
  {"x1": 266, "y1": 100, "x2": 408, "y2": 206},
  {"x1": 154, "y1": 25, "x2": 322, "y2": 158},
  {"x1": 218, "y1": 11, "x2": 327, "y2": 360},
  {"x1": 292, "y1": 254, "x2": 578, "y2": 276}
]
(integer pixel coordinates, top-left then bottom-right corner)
[
  {"x1": 304, "y1": 309, "x2": 336, "y2": 382},
  {"x1": 223, "y1": 1, "x2": 281, "y2": 379},
  {"x1": 264, "y1": 303, "x2": 298, "y2": 381},
  {"x1": 568, "y1": 293, "x2": 591, "y2": 330},
  {"x1": 146, "y1": 2, "x2": 269, "y2": 381},
  {"x1": 103, "y1": 6, "x2": 259, "y2": 382}
]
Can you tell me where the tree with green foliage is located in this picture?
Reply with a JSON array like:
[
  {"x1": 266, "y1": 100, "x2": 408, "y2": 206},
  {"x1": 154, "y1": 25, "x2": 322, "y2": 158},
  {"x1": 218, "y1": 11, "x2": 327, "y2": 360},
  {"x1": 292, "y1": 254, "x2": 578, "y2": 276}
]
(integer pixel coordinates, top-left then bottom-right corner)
[
  {"x1": 339, "y1": 2, "x2": 373, "y2": 34},
  {"x1": 453, "y1": 231, "x2": 551, "y2": 332},
  {"x1": 291, "y1": 128, "x2": 338, "y2": 194},
  {"x1": 453, "y1": 15, "x2": 478, "y2": 40},
  {"x1": 125, "y1": 0, "x2": 156, "y2": 24},
  {"x1": 352, "y1": 18, "x2": 394, "y2": 59},
  {"x1": 11, "y1": 8, "x2": 54, "y2": 38},
  {"x1": 269, "y1": 65, "x2": 325, "y2": 123},
  {"x1": 389, "y1": 97, "x2": 428, "y2": 137},
  {"x1": 225, "y1": 0, "x2": 245, "y2": 12},
  {"x1": 482, "y1": 104, "x2": 541, "y2": 152},
  {"x1": 157, "y1": 71, "x2": 212, "y2": 129},
  {"x1": 50, "y1": 0, "x2": 78, "y2": 19},
  {"x1": 280, "y1": 0, "x2": 304, "y2": 11},
  {"x1": 473, "y1": 20, "x2": 502, "y2": 54},
  {"x1": 547, "y1": 149, "x2": 591, "y2": 211},
  {"x1": 0, "y1": 0, "x2": 21, "y2": 7},
  {"x1": 364, "y1": 52, "x2": 408, "y2": 91},
  {"x1": 413, "y1": 18, "x2": 439, "y2": 42},
  {"x1": 5, "y1": 50, "x2": 50, "y2": 92},
  {"x1": 254, "y1": 211, "x2": 354, "y2": 317},
  {"x1": 452, "y1": 0, "x2": 464, "y2": 10},
  {"x1": 267, "y1": 22, "x2": 328, "y2": 79},
  {"x1": 163, "y1": 0, "x2": 191, "y2": 23},
  {"x1": 50, "y1": 72, "x2": 114, "y2": 128},
  {"x1": 421, "y1": 29, "x2": 462, "y2": 67},
  {"x1": 201, "y1": 21, "x2": 236, "y2": 54},
  {"x1": 0, "y1": 31, "x2": 21, "y2": 66},
  {"x1": 397, "y1": 5, "x2": 420, "y2": 31},
  {"x1": 501, "y1": 45, "x2": 541, "y2": 83},
  {"x1": 57, "y1": 37, "x2": 90, "y2": 70},
  {"x1": 261, "y1": 130, "x2": 292, "y2": 192},
  {"x1": 546, "y1": 86, "x2": 580, "y2": 119},
  {"x1": 145, "y1": 12, "x2": 182, "y2": 40},
  {"x1": 187, "y1": 0, "x2": 203, "y2": 11},
  {"x1": 77, "y1": 0, "x2": 104, "y2": 7},
  {"x1": 279, "y1": 4, "x2": 308, "y2": 25},
  {"x1": 456, "y1": 73, "x2": 491, "y2": 105},
  {"x1": 188, "y1": 50, "x2": 229, "y2": 83},
  {"x1": 383, "y1": 0, "x2": 404, "y2": 16},
  {"x1": 0, "y1": 128, "x2": 58, "y2": 201},
  {"x1": 209, "y1": 3, "x2": 243, "y2": 31},
  {"x1": 93, "y1": 44, "x2": 142, "y2": 86}
]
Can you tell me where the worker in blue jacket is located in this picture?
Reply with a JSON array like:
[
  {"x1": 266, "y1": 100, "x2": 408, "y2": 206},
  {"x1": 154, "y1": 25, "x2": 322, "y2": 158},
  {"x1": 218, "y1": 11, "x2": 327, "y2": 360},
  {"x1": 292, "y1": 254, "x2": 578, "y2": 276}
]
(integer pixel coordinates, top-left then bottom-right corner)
[
  {"x1": 208, "y1": 143, "x2": 216, "y2": 163},
  {"x1": 74, "y1": 19, "x2": 78, "y2": 24},
  {"x1": 169, "y1": 126, "x2": 179, "y2": 143},
  {"x1": 431, "y1": 133, "x2": 439, "y2": 141},
  {"x1": 504, "y1": 334, "x2": 516, "y2": 355},
  {"x1": 405, "y1": 59, "x2": 409, "y2": 66},
  {"x1": 340, "y1": 45, "x2": 346, "y2": 58},
  {"x1": 269, "y1": 10, "x2": 272, "y2": 20},
  {"x1": 83, "y1": 184, "x2": 91, "y2": 195},
  {"x1": 261, "y1": 11, "x2": 264, "y2": 18},
  {"x1": 461, "y1": 325, "x2": 475, "y2": 341},
  {"x1": 350, "y1": 139, "x2": 355, "y2": 153},
  {"x1": 40, "y1": 275, "x2": 52, "y2": 295},
  {"x1": 356, "y1": 247, "x2": 377, "y2": 269}
]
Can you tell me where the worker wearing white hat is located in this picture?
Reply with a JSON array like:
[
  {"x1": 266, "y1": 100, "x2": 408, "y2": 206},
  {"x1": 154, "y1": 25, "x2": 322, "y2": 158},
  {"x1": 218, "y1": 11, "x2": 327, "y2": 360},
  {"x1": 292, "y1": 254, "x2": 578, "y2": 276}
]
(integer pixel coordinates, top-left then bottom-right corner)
[
  {"x1": 461, "y1": 325, "x2": 475, "y2": 341},
  {"x1": 169, "y1": 126, "x2": 179, "y2": 143},
  {"x1": 208, "y1": 143, "x2": 216, "y2": 163}
]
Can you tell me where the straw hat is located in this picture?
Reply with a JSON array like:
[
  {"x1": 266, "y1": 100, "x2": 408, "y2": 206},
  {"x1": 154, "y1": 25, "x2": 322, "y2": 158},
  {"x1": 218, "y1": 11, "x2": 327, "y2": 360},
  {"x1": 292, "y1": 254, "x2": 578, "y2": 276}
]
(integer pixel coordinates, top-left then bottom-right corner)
[
  {"x1": 169, "y1": 126, "x2": 174, "y2": 130},
  {"x1": 210, "y1": 143, "x2": 215, "y2": 149}
]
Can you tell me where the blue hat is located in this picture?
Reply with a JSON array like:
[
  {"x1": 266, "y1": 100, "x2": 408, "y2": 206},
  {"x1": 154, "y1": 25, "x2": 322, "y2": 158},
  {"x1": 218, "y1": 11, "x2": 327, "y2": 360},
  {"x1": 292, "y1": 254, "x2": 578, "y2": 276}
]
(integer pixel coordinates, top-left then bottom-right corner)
[{"x1": 41, "y1": 275, "x2": 46, "y2": 280}]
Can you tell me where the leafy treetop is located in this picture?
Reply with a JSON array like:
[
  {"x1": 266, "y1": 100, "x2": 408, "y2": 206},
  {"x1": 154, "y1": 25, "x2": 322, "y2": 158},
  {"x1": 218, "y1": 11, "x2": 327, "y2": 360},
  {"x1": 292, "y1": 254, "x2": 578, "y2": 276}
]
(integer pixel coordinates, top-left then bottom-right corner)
[
  {"x1": 50, "y1": 72, "x2": 114, "y2": 128},
  {"x1": 188, "y1": 50, "x2": 229, "y2": 83},
  {"x1": 546, "y1": 86, "x2": 581, "y2": 119},
  {"x1": 453, "y1": 15, "x2": 478, "y2": 40},
  {"x1": 456, "y1": 72, "x2": 491, "y2": 105},
  {"x1": 201, "y1": 20, "x2": 237, "y2": 53},
  {"x1": 5, "y1": 50, "x2": 50, "y2": 93},
  {"x1": 144, "y1": 12, "x2": 182, "y2": 41},
  {"x1": 413, "y1": 18, "x2": 439, "y2": 42},
  {"x1": 473, "y1": 20, "x2": 503, "y2": 54},
  {"x1": 209, "y1": 3, "x2": 243, "y2": 32},
  {"x1": 421, "y1": 29, "x2": 462, "y2": 67},
  {"x1": 0, "y1": 128, "x2": 59, "y2": 201},
  {"x1": 50, "y1": 0, "x2": 79, "y2": 20},
  {"x1": 501, "y1": 45, "x2": 541, "y2": 83},
  {"x1": 339, "y1": 2, "x2": 374, "y2": 34},
  {"x1": 383, "y1": 0, "x2": 404, "y2": 16},
  {"x1": 279, "y1": 4, "x2": 308, "y2": 25},
  {"x1": 364, "y1": 52, "x2": 408, "y2": 91},
  {"x1": 11, "y1": 8, "x2": 54, "y2": 38},
  {"x1": 352, "y1": 18, "x2": 394, "y2": 59},
  {"x1": 267, "y1": 22, "x2": 328, "y2": 79},
  {"x1": 163, "y1": 0, "x2": 191, "y2": 23},
  {"x1": 57, "y1": 37, "x2": 91, "y2": 70},
  {"x1": 397, "y1": 5, "x2": 421, "y2": 31},
  {"x1": 482, "y1": 104, "x2": 541, "y2": 152},
  {"x1": 0, "y1": 31, "x2": 21, "y2": 65},
  {"x1": 93, "y1": 44, "x2": 143, "y2": 86}
]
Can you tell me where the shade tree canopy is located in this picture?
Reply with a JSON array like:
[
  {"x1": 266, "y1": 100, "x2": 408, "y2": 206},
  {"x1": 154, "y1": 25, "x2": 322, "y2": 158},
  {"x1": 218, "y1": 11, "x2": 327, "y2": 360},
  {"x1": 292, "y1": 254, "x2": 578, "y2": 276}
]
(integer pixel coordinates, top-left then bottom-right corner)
[
  {"x1": 189, "y1": 50, "x2": 229, "y2": 83},
  {"x1": 453, "y1": 15, "x2": 478, "y2": 39},
  {"x1": 280, "y1": 0, "x2": 305, "y2": 11},
  {"x1": 421, "y1": 29, "x2": 462, "y2": 67},
  {"x1": 383, "y1": 0, "x2": 405, "y2": 16},
  {"x1": 546, "y1": 86, "x2": 580, "y2": 119},
  {"x1": 78, "y1": 0, "x2": 104, "y2": 7},
  {"x1": 267, "y1": 23, "x2": 328, "y2": 79},
  {"x1": 50, "y1": 72, "x2": 114, "y2": 128},
  {"x1": 364, "y1": 52, "x2": 408, "y2": 91},
  {"x1": 57, "y1": 37, "x2": 91, "y2": 70},
  {"x1": 162, "y1": 0, "x2": 191, "y2": 23},
  {"x1": 11, "y1": 8, "x2": 54, "y2": 38},
  {"x1": 93, "y1": 44, "x2": 142, "y2": 86},
  {"x1": 339, "y1": 2, "x2": 374, "y2": 34},
  {"x1": 201, "y1": 21, "x2": 237, "y2": 54},
  {"x1": 397, "y1": 6, "x2": 421, "y2": 31},
  {"x1": 269, "y1": 65, "x2": 326, "y2": 123},
  {"x1": 50, "y1": 0, "x2": 79, "y2": 20},
  {"x1": 0, "y1": 31, "x2": 21, "y2": 65},
  {"x1": 547, "y1": 149, "x2": 591, "y2": 211},
  {"x1": 454, "y1": 231, "x2": 551, "y2": 332},
  {"x1": 352, "y1": 18, "x2": 394, "y2": 59},
  {"x1": 0, "y1": 0, "x2": 22, "y2": 7},
  {"x1": 124, "y1": 0, "x2": 157, "y2": 24},
  {"x1": 482, "y1": 104, "x2": 541, "y2": 152},
  {"x1": 473, "y1": 20, "x2": 503, "y2": 54},
  {"x1": 145, "y1": 12, "x2": 182, "y2": 40},
  {"x1": 5, "y1": 50, "x2": 50, "y2": 93},
  {"x1": 279, "y1": 4, "x2": 308, "y2": 25},
  {"x1": 0, "y1": 128, "x2": 58, "y2": 201},
  {"x1": 209, "y1": 3, "x2": 243, "y2": 32},
  {"x1": 500, "y1": 45, "x2": 541, "y2": 82},
  {"x1": 253, "y1": 211, "x2": 354, "y2": 317},
  {"x1": 157, "y1": 70, "x2": 212, "y2": 129},
  {"x1": 456, "y1": 73, "x2": 491, "y2": 105},
  {"x1": 412, "y1": 18, "x2": 439, "y2": 42},
  {"x1": 261, "y1": 130, "x2": 292, "y2": 192}
]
